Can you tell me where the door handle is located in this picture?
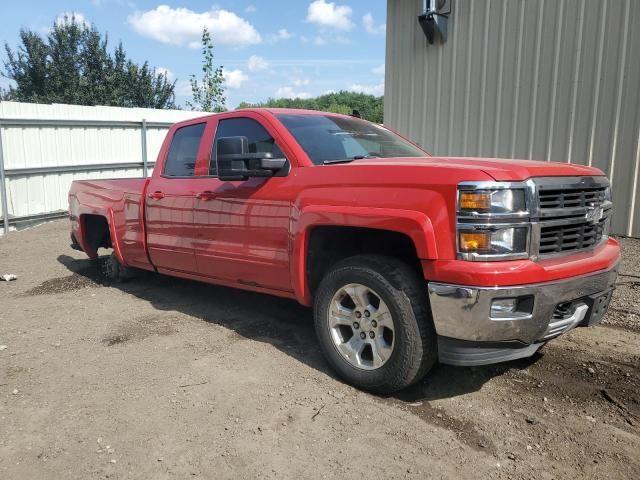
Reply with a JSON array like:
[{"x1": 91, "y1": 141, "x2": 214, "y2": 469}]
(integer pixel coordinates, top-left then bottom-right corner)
[
  {"x1": 148, "y1": 191, "x2": 165, "y2": 200},
  {"x1": 195, "y1": 191, "x2": 217, "y2": 201}
]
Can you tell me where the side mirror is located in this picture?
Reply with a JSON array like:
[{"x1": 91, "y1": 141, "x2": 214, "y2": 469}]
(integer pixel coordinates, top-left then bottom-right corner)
[{"x1": 216, "y1": 136, "x2": 287, "y2": 181}]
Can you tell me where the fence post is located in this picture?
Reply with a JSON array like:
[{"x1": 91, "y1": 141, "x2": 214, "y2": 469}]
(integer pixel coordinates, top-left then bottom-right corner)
[
  {"x1": 141, "y1": 118, "x2": 148, "y2": 177},
  {"x1": 0, "y1": 123, "x2": 10, "y2": 234}
]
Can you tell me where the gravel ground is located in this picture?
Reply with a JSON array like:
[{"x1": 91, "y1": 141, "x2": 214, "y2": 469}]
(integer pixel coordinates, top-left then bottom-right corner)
[
  {"x1": 605, "y1": 237, "x2": 640, "y2": 333},
  {"x1": 0, "y1": 221, "x2": 639, "y2": 480}
]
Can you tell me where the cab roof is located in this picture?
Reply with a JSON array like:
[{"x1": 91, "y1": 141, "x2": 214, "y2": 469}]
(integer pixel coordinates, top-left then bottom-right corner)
[
  {"x1": 175, "y1": 108, "x2": 363, "y2": 128},
  {"x1": 207, "y1": 107, "x2": 355, "y2": 118},
  {"x1": 262, "y1": 107, "x2": 349, "y2": 116}
]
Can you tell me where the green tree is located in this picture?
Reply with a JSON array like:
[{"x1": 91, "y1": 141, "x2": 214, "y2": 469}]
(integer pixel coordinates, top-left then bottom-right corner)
[
  {"x1": 2, "y1": 14, "x2": 176, "y2": 108},
  {"x1": 186, "y1": 28, "x2": 226, "y2": 112},
  {"x1": 239, "y1": 90, "x2": 384, "y2": 123}
]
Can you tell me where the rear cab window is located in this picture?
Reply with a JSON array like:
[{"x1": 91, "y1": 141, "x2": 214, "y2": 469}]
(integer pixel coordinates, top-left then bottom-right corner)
[{"x1": 163, "y1": 123, "x2": 206, "y2": 177}]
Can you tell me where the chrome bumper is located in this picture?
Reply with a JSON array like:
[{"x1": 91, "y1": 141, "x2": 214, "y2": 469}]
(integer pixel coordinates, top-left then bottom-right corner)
[{"x1": 428, "y1": 267, "x2": 617, "y2": 366}]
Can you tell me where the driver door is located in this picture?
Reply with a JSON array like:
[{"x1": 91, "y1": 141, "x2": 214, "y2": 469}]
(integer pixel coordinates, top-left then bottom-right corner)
[{"x1": 192, "y1": 115, "x2": 293, "y2": 293}]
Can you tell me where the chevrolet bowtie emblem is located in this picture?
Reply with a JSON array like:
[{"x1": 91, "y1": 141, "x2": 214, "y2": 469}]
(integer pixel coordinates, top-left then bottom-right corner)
[{"x1": 585, "y1": 205, "x2": 604, "y2": 225}]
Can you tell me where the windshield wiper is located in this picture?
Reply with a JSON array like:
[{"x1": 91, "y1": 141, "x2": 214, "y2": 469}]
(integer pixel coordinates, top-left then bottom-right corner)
[
  {"x1": 323, "y1": 158, "x2": 355, "y2": 165},
  {"x1": 323, "y1": 154, "x2": 379, "y2": 165}
]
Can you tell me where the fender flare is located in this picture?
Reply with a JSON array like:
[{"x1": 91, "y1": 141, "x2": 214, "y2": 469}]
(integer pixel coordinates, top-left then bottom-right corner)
[
  {"x1": 290, "y1": 205, "x2": 438, "y2": 305},
  {"x1": 77, "y1": 209, "x2": 127, "y2": 266},
  {"x1": 107, "y1": 208, "x2": 127, "y2": 266}
]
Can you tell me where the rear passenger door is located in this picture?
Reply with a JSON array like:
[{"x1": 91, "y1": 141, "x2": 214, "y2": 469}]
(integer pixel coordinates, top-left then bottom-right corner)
[{"x1": 145, "y1": 122, "x2": 206, "y2": 273}]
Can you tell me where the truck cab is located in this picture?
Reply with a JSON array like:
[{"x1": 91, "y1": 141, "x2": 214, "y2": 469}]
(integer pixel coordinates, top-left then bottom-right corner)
[{"x1": 69, "y1": 108, "x2": 620, "y2": 393}]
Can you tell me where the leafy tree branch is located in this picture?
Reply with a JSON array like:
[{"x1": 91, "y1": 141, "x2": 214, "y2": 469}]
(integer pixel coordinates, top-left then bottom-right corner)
[
  {"x1": 186, "y1": 28, "x2": 226, "y2": 112},
  {"x1": 2, "y1": 14, "x2": 176, "y2": 108}
]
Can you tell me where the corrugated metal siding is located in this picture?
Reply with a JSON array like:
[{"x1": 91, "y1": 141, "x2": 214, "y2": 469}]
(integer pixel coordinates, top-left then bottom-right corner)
[
  {"x1": 385, "y1": 0, "x2": 640, "y2": 236},
  {"x1": 0, "y1": 102, "x2": 208, "y2": 228}
]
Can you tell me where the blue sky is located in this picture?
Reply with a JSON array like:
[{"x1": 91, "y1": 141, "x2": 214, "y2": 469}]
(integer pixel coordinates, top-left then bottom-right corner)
[{"x1": 1, "y1": 0, "x2": 387, "y2": 108}]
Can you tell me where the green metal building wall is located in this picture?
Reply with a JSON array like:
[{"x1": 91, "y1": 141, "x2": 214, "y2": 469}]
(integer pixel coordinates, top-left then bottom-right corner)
[{"x1": 385, "y1": 0, "x2": 640, "y2": 236}]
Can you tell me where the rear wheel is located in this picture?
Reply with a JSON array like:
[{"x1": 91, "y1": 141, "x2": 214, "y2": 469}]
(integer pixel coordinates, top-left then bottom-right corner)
[
  {"x1": 313, "y1": 255, "x2": 437, "y2": 393},
  {"x1": 99, "y1": 253, "x2": 135, "y2": 282}
]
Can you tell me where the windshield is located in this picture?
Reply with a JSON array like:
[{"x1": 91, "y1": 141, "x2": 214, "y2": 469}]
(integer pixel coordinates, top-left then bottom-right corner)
[{"x1": 276, "y1": 114, "x2": 427, "y2": 165}]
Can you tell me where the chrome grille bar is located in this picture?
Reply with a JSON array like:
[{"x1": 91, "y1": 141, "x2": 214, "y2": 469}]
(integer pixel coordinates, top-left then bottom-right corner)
[{"x1": 532, "y1": 176, "x2": 611, "y2": 259}]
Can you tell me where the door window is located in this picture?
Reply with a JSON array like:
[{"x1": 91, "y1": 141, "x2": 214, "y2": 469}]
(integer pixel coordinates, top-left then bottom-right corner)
[
  {"x1": 163, "y1": 123, "x2": 206, "y2": 177},
  {"x1": 210, "y1": 118, "x2": 284, "y2": 176}
]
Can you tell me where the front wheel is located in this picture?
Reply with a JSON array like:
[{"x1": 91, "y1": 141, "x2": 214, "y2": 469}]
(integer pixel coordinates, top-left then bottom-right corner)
[{"x1": 313, "y1": 255, "x2": 437, "y2": 393}]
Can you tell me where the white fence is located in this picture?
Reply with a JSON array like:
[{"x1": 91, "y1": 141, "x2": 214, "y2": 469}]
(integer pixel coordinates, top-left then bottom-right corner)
[{"x1": 0, "y1": 101, "x2": 209, "y2": 234}]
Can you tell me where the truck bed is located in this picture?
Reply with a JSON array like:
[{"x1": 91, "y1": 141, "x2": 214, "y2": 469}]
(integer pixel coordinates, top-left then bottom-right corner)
[
  {"x1": 69, "y1": 177, "x2": 151, "y2": 269},
  {"x1": 70, "y1": 178, "x2": 148, "y2": 199}
]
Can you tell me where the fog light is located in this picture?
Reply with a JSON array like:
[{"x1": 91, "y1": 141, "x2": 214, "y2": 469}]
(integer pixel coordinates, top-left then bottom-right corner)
[
  {"x1": 491, "y1": 298, "x2": 518, "y2": 317},
  {"x1": 490, "y1": 296, "x2": 534, "y2": 320}
]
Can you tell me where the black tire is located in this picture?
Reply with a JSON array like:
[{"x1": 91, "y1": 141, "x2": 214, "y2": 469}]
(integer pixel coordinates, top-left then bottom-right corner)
[
  {"x1": 99, "y1": 253, "x2": 135, "y2": 282},
  {"x1": 313, "y1": 255, "x2": 437, "y2": 393}
]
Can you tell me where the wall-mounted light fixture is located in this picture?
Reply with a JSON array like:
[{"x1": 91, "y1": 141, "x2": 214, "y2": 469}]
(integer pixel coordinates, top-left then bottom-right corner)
[{"x1": 418, "y1": 0, "x2": 451, "y2": 44}]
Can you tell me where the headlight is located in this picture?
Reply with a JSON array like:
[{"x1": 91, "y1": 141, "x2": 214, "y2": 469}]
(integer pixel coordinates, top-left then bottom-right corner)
[
  {"x1": 457, "y1": 184, "x2": 531, "y2": 261},
  {"x1": 458, "y1": 189, "x2": 526, "y2": 215},
  {"x1": 458, "y1": 227, "x2": 529, "y2": 258}
]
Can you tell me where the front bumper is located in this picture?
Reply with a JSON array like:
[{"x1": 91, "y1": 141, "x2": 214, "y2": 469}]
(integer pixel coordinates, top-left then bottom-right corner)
[{"x1": 428, "y1": 266, "x2": 618, "y2": 366}]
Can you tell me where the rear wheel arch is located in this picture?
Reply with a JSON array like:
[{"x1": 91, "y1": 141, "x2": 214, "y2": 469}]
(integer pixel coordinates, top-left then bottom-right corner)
[
  {"x1": 78, "y1": 211, "x2": 127, "y2": 265},
  {"x1": 79, "y1": 214, "x2": 111, "y2": 258}
]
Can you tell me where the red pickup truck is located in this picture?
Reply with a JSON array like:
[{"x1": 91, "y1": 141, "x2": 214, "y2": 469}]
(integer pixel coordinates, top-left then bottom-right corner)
[{"x1": 69, "y1": 108, "x2": 620, "y2": 393}]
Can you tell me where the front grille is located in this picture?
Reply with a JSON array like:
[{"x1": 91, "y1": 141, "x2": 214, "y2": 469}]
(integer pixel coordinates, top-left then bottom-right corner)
[
  {"x1": 538, "y1": 187, "x2": 607, "y2": 210},
  {"x1": 539, "y1": 219, "x2": 606, "y2": 255},
  {"x1": 534, "y1": 179, "x2": 610, "y2": 258}
]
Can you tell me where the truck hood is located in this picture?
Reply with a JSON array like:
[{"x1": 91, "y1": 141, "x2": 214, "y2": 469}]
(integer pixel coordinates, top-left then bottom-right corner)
[{"x1": 351, "y1": 156, "x2": 604, "y2": 181}]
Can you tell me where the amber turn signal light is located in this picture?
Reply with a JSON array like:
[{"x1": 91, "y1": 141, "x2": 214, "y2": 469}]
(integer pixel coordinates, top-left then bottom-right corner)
[
  {"x1": 459, "y1": 191, "x2": 491, "y2": 210},
  {"x1": 459, "y1": 232, "x2": 491, "y2": 251}
]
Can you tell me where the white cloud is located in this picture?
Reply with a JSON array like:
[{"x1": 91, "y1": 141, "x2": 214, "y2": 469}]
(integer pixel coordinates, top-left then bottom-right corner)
[
  {"x1": 372, "y1": 64, "x2": 385, "y2": 75},
  {"x1": 292, "y1": 78, "x2": 310, "y2": 87},
  {"x1": 275, "y1": 86, "x2": 312, "y2": 100},
  {"x1": 155, "y1": 67, "x2": 175, "y2": 80},
  {"x1": 362, "y1": 13, "x2": 385, "y2": 34},
  {"x1": 223, "y1": 69, "x2": 249, "y2": 89},
  {"x1": 245, "y1": 5, "x2": 257, "y2": 13},
  {"x1": 128, "y1": 6, "x2": 261, "y2": 47},
  {"x1": 349, "y1": 82, "x2": 384, "y2": 96},
  {"x1": 174, "y1": 80, "x2": 192, "y2": 96},
  {"x1": 247, "y1": 55, "x2": 269, "y2": 72},
  {"x1": 56, "y1": 11, "x2": 90, "y2": 28},
  {"x1": 306, "y1": 0, "x2": 353, "y2": 31},
  {"x1": 272, "y1": 28, "x2": 293, "y2": 41}
]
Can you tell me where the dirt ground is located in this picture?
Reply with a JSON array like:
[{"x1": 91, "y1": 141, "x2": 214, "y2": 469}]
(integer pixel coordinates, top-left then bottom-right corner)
[{"x1": 1, "y1": 220, "x2": 639, "y2": 480}]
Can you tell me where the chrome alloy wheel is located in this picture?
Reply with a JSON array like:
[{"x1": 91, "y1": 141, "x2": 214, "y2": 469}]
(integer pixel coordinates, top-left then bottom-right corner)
[{"x1": 327, "y1": 283, "x2": 395, "y2": 370}]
